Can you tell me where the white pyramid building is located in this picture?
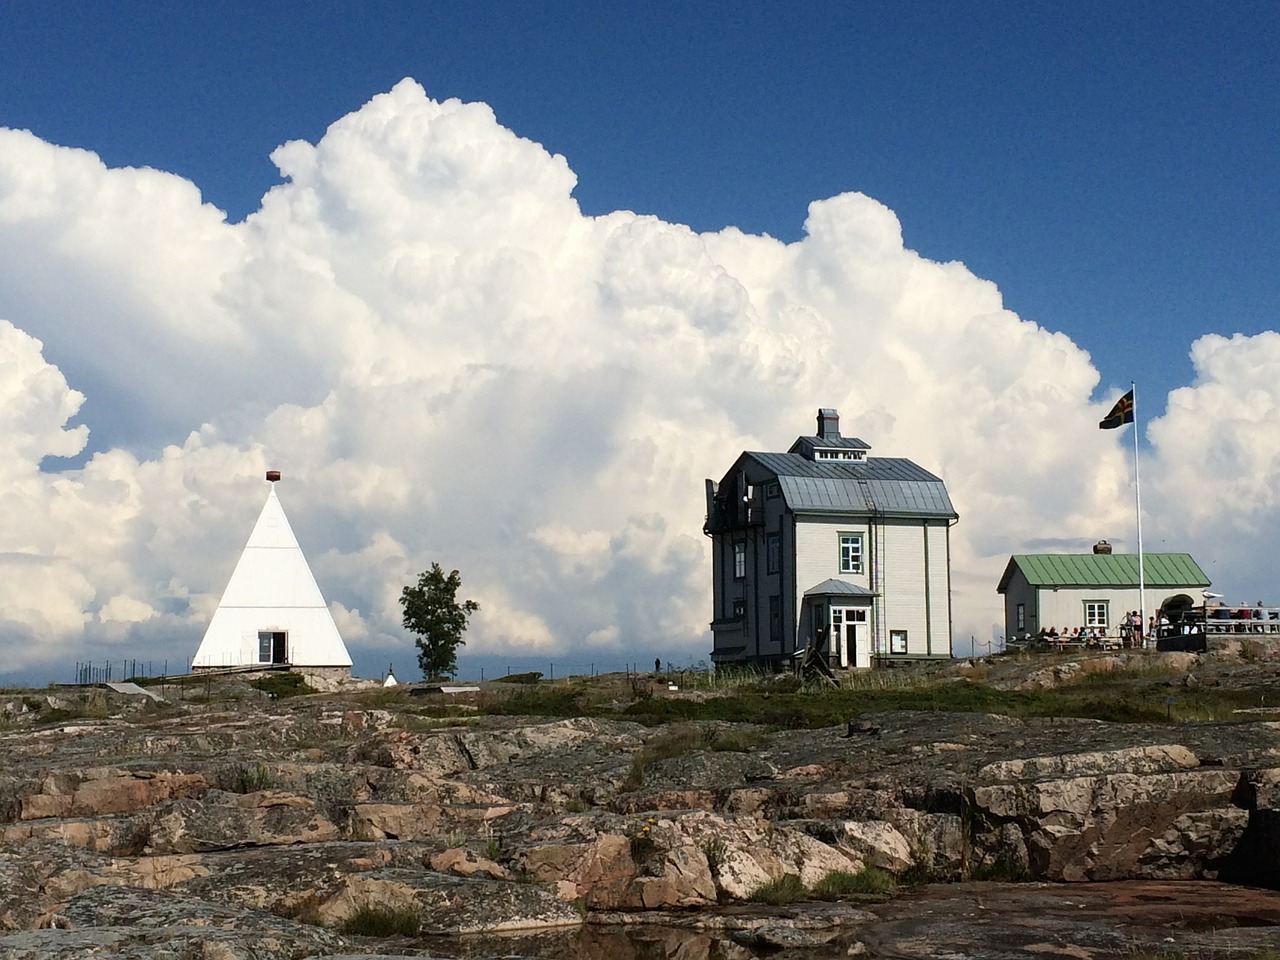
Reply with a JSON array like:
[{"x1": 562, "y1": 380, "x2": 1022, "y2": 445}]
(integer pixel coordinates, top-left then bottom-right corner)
[{"x1": 192, "y1": 474, "x2": 352, "y2": 670}]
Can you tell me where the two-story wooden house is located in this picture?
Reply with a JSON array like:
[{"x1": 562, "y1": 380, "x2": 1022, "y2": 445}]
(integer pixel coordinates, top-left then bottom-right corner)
[{"x1": 704, "y1": 409, "x2": 958, "y2": 670}]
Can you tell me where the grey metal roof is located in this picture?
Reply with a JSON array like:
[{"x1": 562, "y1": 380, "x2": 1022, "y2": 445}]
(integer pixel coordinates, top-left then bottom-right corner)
[
  {"x1": 804, "y1": 579, "x2": 877, "y2": 597},
  {"x1": 747, "y1": 452, "x2": 957, "y2": 519}
]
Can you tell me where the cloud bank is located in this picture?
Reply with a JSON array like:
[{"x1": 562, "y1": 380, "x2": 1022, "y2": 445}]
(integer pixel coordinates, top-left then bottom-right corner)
[{"x1": 0, "y1": 79, "x2": 1275, "y2": 679}]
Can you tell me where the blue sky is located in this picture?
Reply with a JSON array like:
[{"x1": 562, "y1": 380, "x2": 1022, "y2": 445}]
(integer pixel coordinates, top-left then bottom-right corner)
[
  {"x1": 1, "y1": 3, "x2": 1278, "y2": 683},
  {"x1": 5, "y1": 2, "x2": 1275, "y2": 419}
]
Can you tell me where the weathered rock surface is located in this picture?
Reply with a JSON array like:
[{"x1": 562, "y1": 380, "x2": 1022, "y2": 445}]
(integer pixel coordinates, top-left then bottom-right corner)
[{"x1": 6, "y1": 671, "x2": 1280, "y2": 957}]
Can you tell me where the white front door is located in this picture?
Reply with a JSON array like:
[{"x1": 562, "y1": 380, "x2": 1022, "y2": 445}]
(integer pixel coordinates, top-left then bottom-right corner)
[{"x1": 831, "y1": 607, "x2": 869, "y2": 668}]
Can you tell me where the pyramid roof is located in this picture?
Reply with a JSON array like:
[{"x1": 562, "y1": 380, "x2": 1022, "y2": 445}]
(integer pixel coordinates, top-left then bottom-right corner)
[{"x1": 192, "y1": 482, "x2": 352, "y2": 668}]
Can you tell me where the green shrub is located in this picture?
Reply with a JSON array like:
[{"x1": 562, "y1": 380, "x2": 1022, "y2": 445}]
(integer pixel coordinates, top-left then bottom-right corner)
[
  {"x1": 249, "y1": 672, "x2": 313, "y2": 699},
  {"x1": 494, "y1": 671, "x2": 543, "y2": 684},
  {"x1": 749, "y1": 873, "x2": 807, "y2": 905},
  {"x1": 488, "y1": 687, "x2": 584, "y2": 717},
  {"x1": 36, "y1": 702, "x2": 109, "y2": 725},
  {"x1": 623, "y1": 696, "x2": 756, "y2": 724},
  {"x1": 338, "y1": 902, "x2": 420, "y2": 937},
  {"x1": 811, "y1": 866, "x2": 896, "y2": 899}
]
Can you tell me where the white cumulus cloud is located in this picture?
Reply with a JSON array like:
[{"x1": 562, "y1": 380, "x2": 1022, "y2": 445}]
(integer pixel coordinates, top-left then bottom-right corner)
[{"x1": 0, "y1": 78, "x2": 1273, "y2": 679}]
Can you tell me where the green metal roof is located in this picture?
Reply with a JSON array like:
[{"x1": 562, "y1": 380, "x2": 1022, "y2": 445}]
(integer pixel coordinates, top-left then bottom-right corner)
[{"x1": 998, "y1": 553, "x2": 1210, "y2": 592}]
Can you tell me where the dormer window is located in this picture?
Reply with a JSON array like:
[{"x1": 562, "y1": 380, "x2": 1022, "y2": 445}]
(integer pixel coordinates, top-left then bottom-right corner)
[{"x1": 815, "y1": 449, "x2": 865, "y2": 461}]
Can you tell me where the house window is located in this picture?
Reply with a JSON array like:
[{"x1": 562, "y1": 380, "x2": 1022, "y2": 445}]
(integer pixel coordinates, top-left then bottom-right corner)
[
  {"x1": 1084, "y1": 601, "x2": 1109, "y2": 629},
  {"x1": 732, "y1": 599, "x2": 746, "y2": 620},
  {"x1": 733, "y1": 542, "x2": 746, "y2": 580},
  {"x1": 839, "y1": 534, "x2": 863, "y2": 574},
  {"x1": 1016, "y1": 603, "x2": 1026, "y2": 632},
  {"x1": 889, "y1": 630, "x2": 908, "y2": 654},
  {"x1": 766, "y1": 533, "x2": 781, "y2": 574},
  {"x1": 769, "y1": 595, "x2": 781, "y2": 644},
  {"x1": 766, "y1": 482, "x2": 780, "y2": 499}
]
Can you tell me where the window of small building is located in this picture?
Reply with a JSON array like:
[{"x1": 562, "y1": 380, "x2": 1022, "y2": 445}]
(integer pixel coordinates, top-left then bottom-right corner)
[
  {"x1": 838, "y1": 533, "x2": 863, "y2": 574},
  {"x1": 1016, "y1": 603, "x2": 1026, "y2": 632},
  {"x1": 732, "y1": 599, "x2": 746, "y2": 620},
  {"x1": 889, "y1": 630, "x2": 908, "y2": 655},
  {"x1": 1084, "y1": 601, "x2": 1108, "y2": 628},
  {"x1": 766, "y1": 482, "x2": 780, "y2": 499}
]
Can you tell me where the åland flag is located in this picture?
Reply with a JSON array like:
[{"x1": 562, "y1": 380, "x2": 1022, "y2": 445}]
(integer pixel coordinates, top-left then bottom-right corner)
[{"x1": 1099, "y1": 388, "x2": 1135, "y2": 429}]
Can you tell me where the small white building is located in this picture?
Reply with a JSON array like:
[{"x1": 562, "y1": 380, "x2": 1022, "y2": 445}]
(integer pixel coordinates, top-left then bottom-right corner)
[
  {"x1": 704, "y1": 409, "x2": 958, "y2": 670},
  {"x1": 192, "y1": 472, "x2": 352, "y2": 675},
  {"x1": 996, "y1": 544, "x2": 1211, "y2": 640}
]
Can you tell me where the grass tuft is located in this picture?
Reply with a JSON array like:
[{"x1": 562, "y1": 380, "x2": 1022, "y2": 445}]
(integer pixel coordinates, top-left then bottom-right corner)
[
  {"x1": 811, "y1": 866, "x2": 896, "y2": 899},
  {"x1": 749, "y1": 873, "x2": 807, "y2": 905},
  {"x1": 218, "y1": 761, "x2": 273, "y2": 794},
  {"x1": 338, "y1": 902, "x2": 420, "y2": 938}
]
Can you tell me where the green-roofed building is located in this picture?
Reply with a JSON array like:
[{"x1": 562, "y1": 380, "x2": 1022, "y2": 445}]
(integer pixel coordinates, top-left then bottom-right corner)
[{"x1": 996, "y1": 543, "x2": 1211, "y2": 641}]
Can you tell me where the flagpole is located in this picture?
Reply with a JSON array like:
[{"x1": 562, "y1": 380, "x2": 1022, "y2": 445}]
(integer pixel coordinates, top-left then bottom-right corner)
[{"x1": 1132, "y1": 380, "x2": 1147, "y2": 647}]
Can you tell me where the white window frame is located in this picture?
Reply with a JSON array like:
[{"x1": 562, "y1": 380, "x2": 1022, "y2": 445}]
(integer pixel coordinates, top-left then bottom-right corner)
[
  {"x1": 889, "y1": 630, "x2": 908, "y2": 654},
  {"x1": 838, "y1": 533, "x2": 863, "y2": 575},
  {"x1": 1084, "y1": 600, "x2": 1109, "y2": 629},
  {"x1": 1016, "y1": 603, "x2": 1026, "y2": 632},
  {"x1": 733, "y1": 541, "x2": 746, "y2": 580}
]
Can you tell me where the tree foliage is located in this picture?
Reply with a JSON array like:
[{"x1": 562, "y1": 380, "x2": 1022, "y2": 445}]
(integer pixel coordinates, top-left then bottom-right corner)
[{"x1": 400, "y1": 564, "x2": 479, "y2": 680}]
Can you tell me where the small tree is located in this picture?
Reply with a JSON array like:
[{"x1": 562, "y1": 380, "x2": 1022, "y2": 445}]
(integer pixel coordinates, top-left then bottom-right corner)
[{"x1": 400, "y1": 564, "x2": 479, "y2": 680}]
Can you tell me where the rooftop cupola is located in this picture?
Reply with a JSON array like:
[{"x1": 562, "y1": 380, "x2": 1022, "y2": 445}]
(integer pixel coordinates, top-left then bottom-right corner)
[{"x1": 789, "y1": 407, "x2": 871, "y2": 462}]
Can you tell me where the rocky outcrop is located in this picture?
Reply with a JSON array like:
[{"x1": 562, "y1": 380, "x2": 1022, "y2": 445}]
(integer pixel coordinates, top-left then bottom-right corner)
[{"x1": 7, "y1": 679, "x2": 1280, "y2": 957}]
